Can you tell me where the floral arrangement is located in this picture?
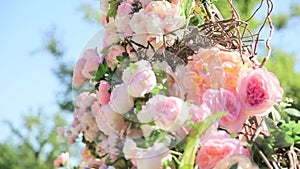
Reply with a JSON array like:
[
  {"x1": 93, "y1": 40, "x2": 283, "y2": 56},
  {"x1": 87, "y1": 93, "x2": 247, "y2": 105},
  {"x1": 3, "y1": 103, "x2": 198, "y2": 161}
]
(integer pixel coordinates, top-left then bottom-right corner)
[{"x1": 55, "y1": 0, "x2": 300, "y2": 169}]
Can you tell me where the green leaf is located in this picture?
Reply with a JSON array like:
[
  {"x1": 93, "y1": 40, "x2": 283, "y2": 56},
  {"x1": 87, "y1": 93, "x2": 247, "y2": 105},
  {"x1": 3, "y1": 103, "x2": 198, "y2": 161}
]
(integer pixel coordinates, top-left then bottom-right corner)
[
  {"x1": 179, "y1": 111, "x2": 227, "y2": 169},
  {"x1": 229, "y1": 163, "x2": 238, "y2": 169},
  {"x1": 116, "y1": 52, "x2": 128, "y2": 62},
  {"x1": 284, "y1": 108, "x2": 300, "y2": 117},
  {"x1": 95, "y1": 61, "x2": 108, "y2": 82},
  {"x1": 151, "y1": 83, "x2": 163, "y2": 95},
  {"x1": 189, "y1": 15, "x2": 204, "y2": 26},
  {"x1": 107, "y1": 1, "x2": 120, "y2": 18},
  {"x1": 130, "y1": 63, "x2": 138, "y2": 74},
  {"x1": 182, "y1": 0, "x2": 193, "y2": 18}
]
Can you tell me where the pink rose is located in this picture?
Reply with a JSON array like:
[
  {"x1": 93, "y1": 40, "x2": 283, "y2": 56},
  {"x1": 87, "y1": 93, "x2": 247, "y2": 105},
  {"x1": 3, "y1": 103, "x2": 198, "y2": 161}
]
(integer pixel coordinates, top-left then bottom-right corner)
[
  {"x1": 189, "y1": 103, "x2": 212, "y2": 125},
  {"x1": 186, "y1": 103, "x2": 217, "y2": 141},
  {"x1": 218, "y1": 50, "x2": 252, "y2": 93},
  {"x1": 122, "y1": 60, "x2": 152, "y2": 84},
  {"x1": 123, "y1": 139, "x2": 171, "y2": 169},
  {"x1": 75, "y1": 92, "x2": 95, "y2": 110},
  {"x1": 117, "y1": 2, "x2": 132, "y2": 16},
  {"x1": 237, "y1": 67, "x2": 283, "y2": 116},
  {"x1": 94, "y1": 104, "x2": 126, "y2": 135},
  {"x1": 140, "y1": 0, "x2": 152, "y2": 8},
  {"x1": 109, "y1": 83, "x2": 134, "y2": 115},
  {"x1": 128, "y1": 1, "x2": 184, "y2": 49},
  {"x1": 203, "y1": 89, "x2": 246, "y2": 133},
  {"x1": 127, "y1": 68, "x2": 157, "y2": 97},
  {"x1": 103, "y1": 22, "x2": 120, "y2": 48},
  {"x1": 196, "y1": 131, "x2": 243, "y2": 169},
  {"x1": 73, "y1": 58, "x2": 86, "y2": 86},
  {"x1": 137, "y1": 95, "x2": 189, "y2": 132},
  {"x1": 187, "y1": 48, "x2": 225, "y2": 104},
  {"x1": 115, "y1": 15, "x2": 134, "y2": 37},
  {"x1": 145, "y1": 1, "x2": 181, "y2": 20},
  {"x1": 53, "y1": 152, "x2": 70, "y2": 167},
  {"x1": 81, "y1": 49, "x2": 103, "y2": 79},
  {"x1": 104, "y1": 45, "x2": 125, "y2": 69},
  {"x1": 101, "y1": 132, "x2": 121, "y2": 155},
  {"x1": 96, "y1": 80, "x2": 111, "y2": 105},
  {"x1": 78, "y1": 113, "x2": 99, "y2": 141}
]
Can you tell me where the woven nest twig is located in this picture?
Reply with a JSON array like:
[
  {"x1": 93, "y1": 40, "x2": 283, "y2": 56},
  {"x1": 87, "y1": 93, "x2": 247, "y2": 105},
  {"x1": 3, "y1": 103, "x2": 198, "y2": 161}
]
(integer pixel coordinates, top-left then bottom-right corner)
[{"x1": 195, "y1": 0, "x2": 274, "y2": 68}]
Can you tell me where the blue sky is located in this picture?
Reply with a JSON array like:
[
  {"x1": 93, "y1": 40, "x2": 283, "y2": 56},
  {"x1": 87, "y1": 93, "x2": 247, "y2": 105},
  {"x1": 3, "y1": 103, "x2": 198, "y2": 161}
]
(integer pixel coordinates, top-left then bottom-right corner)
[
  {"x1": 0, "y1": 0, "x2": 299, "y2": 142},
  {"x1": 0, "y1": 0, "x2": 100, "y2": 140}
]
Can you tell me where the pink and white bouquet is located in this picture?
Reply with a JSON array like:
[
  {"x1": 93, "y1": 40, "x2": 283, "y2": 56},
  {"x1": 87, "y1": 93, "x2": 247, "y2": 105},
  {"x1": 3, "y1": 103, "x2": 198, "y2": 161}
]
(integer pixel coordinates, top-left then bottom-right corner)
[{"x1": 62, "y1": 0, "x2": 287, "y2": 169}]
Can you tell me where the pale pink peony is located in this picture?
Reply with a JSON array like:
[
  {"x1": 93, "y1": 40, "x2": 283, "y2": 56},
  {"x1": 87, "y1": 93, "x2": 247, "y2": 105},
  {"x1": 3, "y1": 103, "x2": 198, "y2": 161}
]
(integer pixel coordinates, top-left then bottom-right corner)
[
  {"x1": 196, "y1": 131, "x2": 243, "y2": 169},
  {"x1": 145, "y1": 1, "x2": 181, "y2": 19},
  {"x1": 123, "y1": 139, "x2": 171, "y2": 169},
  {"x1": 187, "y1": 48, "x2": 225, "y2": 105},
  {"x1": 129, "y1": 1, "x2": 184, "y2": 49},
  {"x1": 237, "y1": 67, "x2": 283, "y2": 116},
  {"x1": 53, "y1": 152, "x2": 70, "y2": 167},
  {"x1": 78, "y1": 113, "x2": 99, "y2": 141},
  {"x1": 96, "y1": 80, "x2": 111, "y2": 106},
  {"x1": 104, "y1": 45, "x2": 125, "y2": 69},
  {"x1": 169, "y1": 65, "x2": 199, "y2": 101},
  {"x1": 103, "y1": 22, "x2": 120, "y2": 48},
  {"x1": 94, "y1": 104, "x2": 126, "y2": 135},
  {"x1": 203, "y1": 89, "x2": 247, "y2": 133},
  {"x1": 218, "y1": 49, "x2": 252, "y2": 93},
  {"x1": 115, "y1": 15, "x2": 134, "y2": 36},
  {"x1": 127, "y1": 68, "x2": 157, "y2": 97},
  {"x1": 101, "y1": 132, "x2": 121, "y2": 156},
  {"x1": 109, "y1": 83, "x2": 134, "y2": 115},
  {"x1": 186, "y1": 103, "x2": 217, "y2": 142},
  {"x1": 75, "y1": 92, "x2": 95, "y2": 110},
  {"x1": 81, "y1": 49, "x2": 103, "y2": 79},
  {"x1": 137, "y1": 95, "x2": 189, "y2": 132},
  {"x1": 117, "y1": 2, "x2": 133, "y2": 16},
  {"x1": 140, "y1": 0, "x2": 152, "y2": 8},
  {"x1": 122, "y1": 60, "x2": 152, "y2": 84},
  {"x1": 189, "y1": 103, "x2": 212, "y2": 123},
  {"x1": 213, "y1": 155, "x2": 259, "y2": 169},
  {"x1": 73, "y1": 58, "x2": 86, "y2": 86}
]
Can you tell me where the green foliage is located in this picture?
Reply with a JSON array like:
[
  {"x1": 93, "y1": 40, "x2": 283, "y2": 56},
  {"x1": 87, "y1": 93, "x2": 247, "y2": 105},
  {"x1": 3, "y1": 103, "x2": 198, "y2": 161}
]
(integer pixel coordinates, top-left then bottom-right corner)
[
  {"x1": 250, "y1": 100, "x2": 300, "y2": 168},
  {"x1": 79, "y1": 4, "x2": 102, "y2": 24},
  {"x1": 229, "y1": 163, "x2": 238, "y2": 169},
  {"x1": 43, "y1": 28, "x2": 75, "y2": 112},
  {"x1": 182, "y1": 0, "x2": 193, "y2": 19},
  {"x1": 179, "y1": 111, "x2": 227, "y2": 169},
  {"x1": 272, "y1": 2, "x2": 300, "y2": 30},
  {"x1": 107, "y1": 1, "x2": 121, "y2": 18},
  {"x1": 95, "y1": 61, "x2": 109, "y2": 82},
  {"x1": 0, "y1": 144, "x2": 20, "y2": 169},
  {"x1": 264, "y1": 50, "x2": 300, "y2": 110},
  {"x1": 1, "y1": 111, "x2": 68, "y2": 169}
]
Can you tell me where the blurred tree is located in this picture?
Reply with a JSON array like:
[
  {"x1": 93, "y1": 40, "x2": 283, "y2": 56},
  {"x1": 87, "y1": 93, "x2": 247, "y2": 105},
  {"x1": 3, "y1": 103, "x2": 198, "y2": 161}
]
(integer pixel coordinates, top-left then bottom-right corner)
[
  {"x1": 43, "y1": 27, "x2": 75, "y2": 112},
  {"x1": 0, "y1": 144, "x2": 20, "y2": 169},
  {"x1": 1, "y1": 110, "x2": 68, "y2": 169}
]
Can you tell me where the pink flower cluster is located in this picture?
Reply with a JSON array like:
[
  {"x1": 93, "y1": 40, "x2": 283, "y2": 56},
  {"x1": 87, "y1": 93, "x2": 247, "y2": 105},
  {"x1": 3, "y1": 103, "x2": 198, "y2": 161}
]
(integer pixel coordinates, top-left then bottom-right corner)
[
  {"x1": 53, "y1": 152, "x2": 70, "y2": 167},
  {"x1": 67, "y1": 1, "x2": 285, "y2": 169},
  {"x1": 100, "y1": 0, "x2": 185, "y2": 49}
]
